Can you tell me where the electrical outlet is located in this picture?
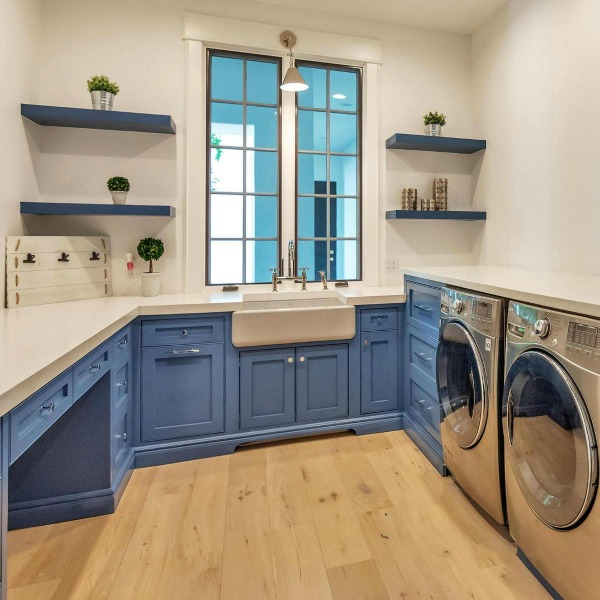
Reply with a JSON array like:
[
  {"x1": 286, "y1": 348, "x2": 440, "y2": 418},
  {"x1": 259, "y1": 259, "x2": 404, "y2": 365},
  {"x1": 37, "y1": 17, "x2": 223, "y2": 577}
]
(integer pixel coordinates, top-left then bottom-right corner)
[{"x1": 385, "y1": 256, "x2": 399, "y2": 273}]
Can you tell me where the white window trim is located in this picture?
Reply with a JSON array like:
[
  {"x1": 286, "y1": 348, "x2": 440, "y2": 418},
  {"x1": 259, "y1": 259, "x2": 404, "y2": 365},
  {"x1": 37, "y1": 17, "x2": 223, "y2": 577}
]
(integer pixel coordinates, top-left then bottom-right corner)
[{"x1": 183, "y1": 14, "x2": 381, "y2": 291}]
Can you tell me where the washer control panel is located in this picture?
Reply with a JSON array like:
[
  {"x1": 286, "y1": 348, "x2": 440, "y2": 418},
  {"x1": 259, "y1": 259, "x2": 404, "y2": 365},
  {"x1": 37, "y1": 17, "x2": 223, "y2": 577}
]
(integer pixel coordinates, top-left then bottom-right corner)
[
  {"x1": 507, "y1": 301, "x2": 600, "y2": 369},
  {"x1": 441, "y1": 287, "x2": 503, "y2": 337}
]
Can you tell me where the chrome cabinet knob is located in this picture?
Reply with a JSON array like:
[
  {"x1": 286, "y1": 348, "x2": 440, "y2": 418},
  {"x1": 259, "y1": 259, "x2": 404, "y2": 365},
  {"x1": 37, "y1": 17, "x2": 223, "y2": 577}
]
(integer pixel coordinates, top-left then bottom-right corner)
[
  {"x1": 116, "y1": 432, "x2": 127, "y2": 442},
  {"x1": 40, "y1": 402, "x2": 55, "y2": 416},
  {"x1": 364, "y1": 339, "x2": 369, "y2": 347},
  {"x1": 534, "y1": 318, "x2": 551, "y2": 339},
  {"x1": 90, "y1": 363, "x2": 101, "y2": 373},
  {"x1": 182, "y1": 329, "x2": 188, "y2": 336},
  {"x1": 452, "y1": 299, "x2": 463, "y2": 314}
]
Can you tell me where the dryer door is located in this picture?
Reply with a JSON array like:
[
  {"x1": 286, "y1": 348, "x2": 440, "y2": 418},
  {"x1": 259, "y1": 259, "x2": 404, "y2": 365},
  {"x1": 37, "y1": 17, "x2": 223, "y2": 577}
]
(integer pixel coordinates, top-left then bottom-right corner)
[
  {"x1": 437, "y1": 322, "x2": 488, "y2": 449},
  {"x1": 504, "y1": 349, "x2": 598, "y2": 529}
]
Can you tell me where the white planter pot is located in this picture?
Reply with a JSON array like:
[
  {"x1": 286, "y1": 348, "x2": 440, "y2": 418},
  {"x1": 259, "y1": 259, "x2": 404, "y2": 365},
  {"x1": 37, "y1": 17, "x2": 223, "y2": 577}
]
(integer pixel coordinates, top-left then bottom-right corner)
[
  {"x1": 90, "y1": 90, "x2": 115, "y2": 111},
  {"x1": 425, "y1": 124, "x2": 442, "y2": 136},
  {"x1": 110, "y1": 191, "x2": 128, "y2": 205},
  {"x1": 141, "y1": 272, "x2": 161, "y2": 297}
]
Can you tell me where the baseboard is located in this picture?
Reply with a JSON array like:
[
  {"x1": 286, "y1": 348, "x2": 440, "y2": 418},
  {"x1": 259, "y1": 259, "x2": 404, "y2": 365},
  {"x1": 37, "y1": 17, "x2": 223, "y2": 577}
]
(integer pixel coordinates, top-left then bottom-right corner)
[
  {"x1": 8, "y1": 453, "x2": 135, "y2": 530},
  {"x1": 516, "y1": 547, "x2": 563, "y2": 600},
  {"x1": 134, "y1": 412, "x2": 404, "y2": 469},
  {"x1": 403, "y1": 412, "x2": 447, "y2": 476}
]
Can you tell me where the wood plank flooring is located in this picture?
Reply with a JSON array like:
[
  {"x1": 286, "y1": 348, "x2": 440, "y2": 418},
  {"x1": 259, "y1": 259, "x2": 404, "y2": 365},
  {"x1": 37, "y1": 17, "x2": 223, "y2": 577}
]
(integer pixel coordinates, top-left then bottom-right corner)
[{"x1": 7, "y1": 431, "x2": 550, "y2": 599}]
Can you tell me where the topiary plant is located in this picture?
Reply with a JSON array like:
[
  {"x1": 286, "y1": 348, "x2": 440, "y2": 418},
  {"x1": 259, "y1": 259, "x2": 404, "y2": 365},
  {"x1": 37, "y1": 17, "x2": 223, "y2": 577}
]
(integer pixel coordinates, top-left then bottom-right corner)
[
  {"x1": 423, "y1": 111, "x2": 446, "y2": 126},
  {"x1": 107, "y1": 176, "x2": 130, "y2": 192},
  {"x1": 87, "y1": 75, "x2": 120, "y2": 95},
  {"x1": 137, "y1": 237, "x2": 164, "y2": 273}
]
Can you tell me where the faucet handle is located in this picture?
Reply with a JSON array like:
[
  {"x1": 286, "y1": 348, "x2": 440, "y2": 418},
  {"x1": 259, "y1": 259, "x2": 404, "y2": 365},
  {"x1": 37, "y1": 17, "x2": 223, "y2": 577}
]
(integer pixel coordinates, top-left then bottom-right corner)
[
  {"x1": 299, "y1": 267, "x2": 309, "y2": 273},
  {"x1": 269, "y1": 267, "x2": 279, "y2": 275}
]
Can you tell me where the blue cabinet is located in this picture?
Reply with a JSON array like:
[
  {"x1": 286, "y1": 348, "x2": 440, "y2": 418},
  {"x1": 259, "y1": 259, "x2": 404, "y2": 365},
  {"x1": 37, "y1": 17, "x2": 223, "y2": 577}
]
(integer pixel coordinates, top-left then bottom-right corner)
[
  {"x1": 360, "y1": 331, "x2": 399, "y2": 414},
  {"x1": 240, "y1": 348, "x2": 295, "y2": 430},
  {"x1": 141, "y1": 344, "x2": 225, "y2": 442},
  {"x1": 296, "y1": 345, "x2": 349, "y2": 422}
]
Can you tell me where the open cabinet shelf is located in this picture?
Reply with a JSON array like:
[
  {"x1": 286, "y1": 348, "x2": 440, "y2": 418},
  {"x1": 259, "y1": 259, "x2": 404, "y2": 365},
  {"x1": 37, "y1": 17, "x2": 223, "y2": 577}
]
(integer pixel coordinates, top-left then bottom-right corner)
[
  {"x1": 385, "y1": 133, "x2": 486, "y2": 154},
  {"x1": 386, "y1": 210, "x2": 486, "y2": 221},
  {"x1": 21, "y1": 202, "x2": 176, "y2": 217}
]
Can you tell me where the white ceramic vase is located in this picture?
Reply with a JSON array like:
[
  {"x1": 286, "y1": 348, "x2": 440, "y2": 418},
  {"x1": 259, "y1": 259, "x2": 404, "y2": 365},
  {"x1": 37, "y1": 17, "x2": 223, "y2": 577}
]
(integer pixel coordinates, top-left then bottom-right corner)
[
  {"x1": 141, "y1": 272, "x2": 161, "y2": 297},
  {"x1": 110, "y1": 191, "x2": 128, "y2": 205}
]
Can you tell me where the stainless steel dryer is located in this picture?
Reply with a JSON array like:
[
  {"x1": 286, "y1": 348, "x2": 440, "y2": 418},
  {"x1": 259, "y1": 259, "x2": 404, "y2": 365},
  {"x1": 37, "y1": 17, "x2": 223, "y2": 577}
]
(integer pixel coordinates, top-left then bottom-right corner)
[
  {"x1": 436, "y1": 288, "x2": 506, "y2": 525},
  {"x1": 503, "y1": 301, "x2": 600, "y2": 600}
]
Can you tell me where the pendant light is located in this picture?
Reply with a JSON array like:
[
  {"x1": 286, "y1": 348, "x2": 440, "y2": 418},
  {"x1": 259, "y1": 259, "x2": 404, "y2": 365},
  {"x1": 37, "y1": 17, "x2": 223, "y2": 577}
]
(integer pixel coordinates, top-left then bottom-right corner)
[{"x1": 279, "y1": 31, "x2": 308, "y2": 93}]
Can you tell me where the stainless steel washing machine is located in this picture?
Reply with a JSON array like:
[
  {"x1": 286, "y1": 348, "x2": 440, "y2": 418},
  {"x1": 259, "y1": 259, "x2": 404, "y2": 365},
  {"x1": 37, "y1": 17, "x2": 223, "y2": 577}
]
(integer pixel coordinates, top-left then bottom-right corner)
[
  {"x1": 436, "y1": 288, "x2": 506, "y2": 525},
  {"x1": 503, "y1": 301, "x2": 600, "y2": 600}
]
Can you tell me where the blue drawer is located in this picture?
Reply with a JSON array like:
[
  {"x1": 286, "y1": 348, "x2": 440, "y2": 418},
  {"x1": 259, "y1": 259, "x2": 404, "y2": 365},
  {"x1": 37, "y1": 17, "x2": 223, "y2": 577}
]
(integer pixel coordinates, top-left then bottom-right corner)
[
  {"x1": 360, "y1": 307, "x2": 398, "y2": 332},
  {"x1": 113, "y1": 325, "x2": 132, "y2": 361},
  {"x1": 407, "y1": 375, "x2": 441, "y2": 443},
  {"x1": 142, "y1": 316, "x2": 225, "y2": 347},
  {"x1": 406, "y1": 280, "x2": 442, "y2": 338},
  {"x1": 74, "y1": 341, "x2": 112, "y2": 400},
  {"x1": 407, "y1": 325, "x2": 438, "y2": 386},
  {"x1": 10, "y1": 370, "x2": 74, "y2": 464}
]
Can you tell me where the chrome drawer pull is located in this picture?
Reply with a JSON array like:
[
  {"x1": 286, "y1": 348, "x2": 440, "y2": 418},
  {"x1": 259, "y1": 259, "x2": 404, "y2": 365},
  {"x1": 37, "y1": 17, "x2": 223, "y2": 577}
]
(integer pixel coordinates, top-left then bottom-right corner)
[
  {"x1": 40, "y1": 402, "x2": 55, "y2": 416},
  {"x1": 116, "y1": 432, "x2": 127, "y2": 442},
  {"x1": 171, "y1": 348, "x2": 200, "y2": 355},
  {"x1": 115, "y1": 381, "x2": 128, "y2": 391},
  {"x1": 417, "y1": 399, "x2": 426, "y2": 404},
  {"x1": 416, "y1": 352, "x2": 432, "y2": 362},
  {"x1": 414, "y1": 304, "x2": 432, "y2": 313},
  {"x1": 425, "y1": 406, "x2": 435, "y2": 411},
  {"x1": 90, "y1": 363, "x2": 101, "y2": 373},
  {"x1": 118, "y1": 340, "x2": 128, "y2": 348}
]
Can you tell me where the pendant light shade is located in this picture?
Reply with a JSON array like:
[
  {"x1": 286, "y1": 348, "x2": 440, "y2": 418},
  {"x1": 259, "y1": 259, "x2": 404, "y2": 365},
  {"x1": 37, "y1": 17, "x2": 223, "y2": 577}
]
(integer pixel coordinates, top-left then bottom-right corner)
[{"x1": 279, "y1": 30, "x2": 309, "y2": 93}]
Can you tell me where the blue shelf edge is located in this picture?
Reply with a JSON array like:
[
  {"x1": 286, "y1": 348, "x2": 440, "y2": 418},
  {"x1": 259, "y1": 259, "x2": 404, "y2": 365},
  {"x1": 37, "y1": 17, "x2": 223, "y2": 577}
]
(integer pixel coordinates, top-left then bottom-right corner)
[
  {"x1": 21, "y1": 202, "x2": 176, "y2": 217},
  {"x1": 386, "y1": 133, "x2": 486, "y2": 154},
  {"x1": 21, "y1": 104, "x2": 176, "y2": 135},
  {"x1": 386, "y1": 210, "x2": 486, "y2": 221}
]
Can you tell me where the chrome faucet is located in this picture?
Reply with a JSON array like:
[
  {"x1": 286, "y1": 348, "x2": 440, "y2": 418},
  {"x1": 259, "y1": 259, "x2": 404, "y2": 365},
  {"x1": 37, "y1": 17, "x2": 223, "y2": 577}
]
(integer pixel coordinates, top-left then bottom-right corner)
[
  {"x1": 269, "y1": 268, "x2": 280, "y2": 292},
  {"x1": 287, "y1": 240, "x2": 295, "y2": 279},
  {"x1": 299, "y1": 267, "x2": 308, "y2": 291},
  {"x1": 319, "y1": 270, "x2": 328, "y2": 290}
]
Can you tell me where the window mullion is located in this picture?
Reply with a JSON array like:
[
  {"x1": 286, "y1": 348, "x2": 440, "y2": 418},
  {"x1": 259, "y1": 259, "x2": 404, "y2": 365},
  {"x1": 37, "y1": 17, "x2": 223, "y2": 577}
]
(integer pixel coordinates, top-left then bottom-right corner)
[{"x1": 280, "y1": 89, "x2": 297, "y2": 277}]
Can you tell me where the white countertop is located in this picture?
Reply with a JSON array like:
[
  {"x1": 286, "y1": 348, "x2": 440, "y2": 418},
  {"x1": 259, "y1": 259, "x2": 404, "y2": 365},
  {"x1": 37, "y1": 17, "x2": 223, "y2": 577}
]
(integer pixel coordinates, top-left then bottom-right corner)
[
  {"x1": 0, "y1": 286, "x2": 406, "y2": 416},
  {"x1": 404, "y1": 265, "x2": 600, "y2": 318}
]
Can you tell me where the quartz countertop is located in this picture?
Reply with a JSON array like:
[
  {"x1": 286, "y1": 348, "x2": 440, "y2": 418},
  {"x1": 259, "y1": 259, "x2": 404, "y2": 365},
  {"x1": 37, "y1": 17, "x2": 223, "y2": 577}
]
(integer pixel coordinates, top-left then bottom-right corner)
[{"x1": 0, "y1": 286, "x2": 406, "y2": 415}]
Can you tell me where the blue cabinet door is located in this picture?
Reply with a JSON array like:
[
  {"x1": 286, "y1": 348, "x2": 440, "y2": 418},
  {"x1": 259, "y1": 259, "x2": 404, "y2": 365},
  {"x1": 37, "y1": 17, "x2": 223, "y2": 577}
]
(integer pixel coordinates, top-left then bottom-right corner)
[
  {"x1": 240, "y1": 349, "x2": 295, "y2": 430},
  {"x1": 141, "y1": 344, "x2": 225, "y2": 442},
  {"x1": 111, "y1": 353, "x2": 133, "y2": 480},
  {"x1": 360, "y1": 331, "x2": 399, "y2": 414},
  {"x1": 296, "y1": 345, "x2": 349, "y2": 422}
]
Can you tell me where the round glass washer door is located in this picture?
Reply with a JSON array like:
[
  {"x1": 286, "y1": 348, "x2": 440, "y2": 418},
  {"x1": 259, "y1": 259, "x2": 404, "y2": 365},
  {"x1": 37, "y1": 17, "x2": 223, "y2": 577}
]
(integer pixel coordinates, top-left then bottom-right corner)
[
  {"x1": 436, "y1": 321, "x2": 487, "y2": 449},
  {"x1": 504, "y1": 349, "x2": 598, "y2": 529}
]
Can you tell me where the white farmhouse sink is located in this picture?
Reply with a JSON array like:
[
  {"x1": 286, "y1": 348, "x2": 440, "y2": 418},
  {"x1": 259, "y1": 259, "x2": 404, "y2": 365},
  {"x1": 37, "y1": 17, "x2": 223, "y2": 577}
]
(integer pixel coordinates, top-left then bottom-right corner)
[{"x1": 232, "y1": 291, "x2": 355, "y2": 347}]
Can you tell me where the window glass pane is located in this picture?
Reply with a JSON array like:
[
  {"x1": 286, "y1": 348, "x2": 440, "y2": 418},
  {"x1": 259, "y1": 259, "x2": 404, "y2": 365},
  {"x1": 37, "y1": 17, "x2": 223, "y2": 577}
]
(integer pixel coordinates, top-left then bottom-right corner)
[
  {"x1": 247, "y1": 151, "x2": 277, "y2": 194},
  {"x1": 210, "y1": 241, "x2": 243, "y2": 284},
  {"x1": 246, "y1": 195, "x2": 278, "y2": 238},
  {"x1": 297, "y1": 66, "x2": 327, "y2": 109},
  {"x1": 246, "y1": 240, "x2": 277, "y2": 283},
  {"x1": 331, "y1": 240, "x2": 358, "y2": 280},
  {"x1": 330, "y1": 70, "x2": 357, "y2": 112},
  {"x1": 247, "y1": 60, "x2": 278, "y2": 105},
  {"x1": 211, "y1": 194, "x2": 243, "y2": 238},
  {"x1": 211, "y1": 102, "x2": 243, "y2": 148},
  {"x1": 298, "y1": 240, "x2": 328, "y2": 282},
  {"x1": 298, "y1": 110, "x2": 326, "y2": 152},
  {"x1": 330, "y1": 113, "x2": 357, "y2": 154},
  {"x1": 210, "y1": 148, "x2": 244, "y2": 193},
  {"x1": 330, "y1": 197, "x2": 357, "y2": 238},
  {"x1": 330, "y1": 155, "x2": 357, "y2": 196},
  {"x1": 298, "y1": 197, "x2": 327, "y2": 238},
  {"x1": 211, "y1": 56, "x2": 243, "y2": 101},
  {"x1": 246, "y1": 106, "x2": 278, "y2": 150},
  {"x1": 298, "y1": 153, "x2": 327, "y2": 195}
]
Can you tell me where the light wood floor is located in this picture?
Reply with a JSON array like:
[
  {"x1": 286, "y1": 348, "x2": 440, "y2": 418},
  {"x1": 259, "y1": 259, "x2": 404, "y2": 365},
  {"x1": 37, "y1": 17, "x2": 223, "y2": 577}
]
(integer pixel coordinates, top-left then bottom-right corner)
[{"x1": 7, "y1": 431, "x2": 549, "y2": 599}]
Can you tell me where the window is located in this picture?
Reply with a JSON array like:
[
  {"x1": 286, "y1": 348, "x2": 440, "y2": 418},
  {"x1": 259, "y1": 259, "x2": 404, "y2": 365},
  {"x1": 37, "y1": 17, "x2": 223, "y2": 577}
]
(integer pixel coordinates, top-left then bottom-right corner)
[
  {"x1": 296, "y1": 62, "x2": 361, "y2": 282},
  {"x1": 208, "y1": 51, "x2": 281, "y2": 284},
  {"x1": 207, "y1": 51, "x2": 361, "y2": 285}
]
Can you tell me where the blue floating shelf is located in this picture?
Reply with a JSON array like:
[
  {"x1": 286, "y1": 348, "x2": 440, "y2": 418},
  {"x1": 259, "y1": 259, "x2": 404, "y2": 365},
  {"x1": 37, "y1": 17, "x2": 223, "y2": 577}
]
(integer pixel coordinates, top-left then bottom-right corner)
[
  {"x1": 21, "y1": 104, "x2": 176, "y2": 134},
  {"x1": 386, "y1": 210, "x2": 486, "y2": 221},
  {"x1": 21, "y1": 202, "x2": 175, "y2": 217},
  {"x1": 386, "y1": 133, "x2": 486, "y2": 154}
]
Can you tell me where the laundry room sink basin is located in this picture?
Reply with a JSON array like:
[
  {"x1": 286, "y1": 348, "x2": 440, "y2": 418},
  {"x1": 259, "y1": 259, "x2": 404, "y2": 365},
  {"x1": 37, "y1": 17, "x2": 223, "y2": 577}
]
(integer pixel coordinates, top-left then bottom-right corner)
[{"x1": 232, "y1": 292, "x2": 355, "y2": 347}]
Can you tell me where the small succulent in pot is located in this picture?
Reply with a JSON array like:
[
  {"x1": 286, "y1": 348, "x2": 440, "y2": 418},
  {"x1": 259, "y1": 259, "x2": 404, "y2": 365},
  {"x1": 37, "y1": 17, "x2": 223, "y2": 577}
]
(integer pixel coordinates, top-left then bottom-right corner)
[
  {"x1": 107, "y1": 176, "x2": 130, "y2": 205},
  {"x1": 423, "y1": 111, "x2": 446, "y2": 136},
  {"x1": 137, "y1": 237, "x2": 165, "y2": 296},
  {"x1": 87, "y1": 75, "x2": 120, "y2": 111}
]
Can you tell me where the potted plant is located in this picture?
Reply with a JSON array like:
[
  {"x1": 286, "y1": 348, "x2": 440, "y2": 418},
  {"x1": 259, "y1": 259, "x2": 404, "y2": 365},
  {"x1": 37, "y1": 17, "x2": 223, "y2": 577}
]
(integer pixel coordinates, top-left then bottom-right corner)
[
  {"x1": 107, "y1": 176, "x2": 130, "y2": 205},
  {"x1": 137, "y1": 237, "x2": 164, "y2": 296},
  {"x1": 87, "y1": 75, "x2": 120, "y2": 111},
  {"x1": 423, "y1": 111, "x2": 446, "y2": 136}
]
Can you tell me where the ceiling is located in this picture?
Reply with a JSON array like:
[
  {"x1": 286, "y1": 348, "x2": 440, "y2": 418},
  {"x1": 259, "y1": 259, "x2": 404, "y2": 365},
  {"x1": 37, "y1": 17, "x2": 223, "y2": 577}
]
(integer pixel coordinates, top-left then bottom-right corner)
[{"x1": 256, "y1": 0, "x2": 508, "y2": 34}]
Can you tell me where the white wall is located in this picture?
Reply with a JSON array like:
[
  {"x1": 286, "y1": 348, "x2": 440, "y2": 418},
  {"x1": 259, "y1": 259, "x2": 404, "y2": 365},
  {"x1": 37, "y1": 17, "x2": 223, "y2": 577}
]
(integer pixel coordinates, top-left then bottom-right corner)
[
  {"x1": 0, "y1": 0, "x2": 42, "y2": 301},
  {"x1": 10, "y1": 0, "x2": 477, "y2": 295},
  {"x1": 472, "y1": 0, "x2": 600, "y2": 274}
]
